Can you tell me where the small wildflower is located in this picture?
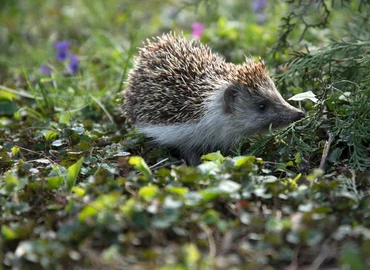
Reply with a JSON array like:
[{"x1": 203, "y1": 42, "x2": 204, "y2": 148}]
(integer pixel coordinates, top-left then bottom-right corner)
[
  {"x1": 54, "y1": 40, "x2": 69, "y2": 61},
  {"x1": 191, "y1": 22, "x2": 205, "y2": 38},
  {"x1": 252, "y1": 0, "x2": 267, "y2": 13},
  {"x1": 40, "y1": 64, "x2": 51, "y2": 75},
  {"x1": 68, "y1": 54, "x2": 79, "y2": 74}
]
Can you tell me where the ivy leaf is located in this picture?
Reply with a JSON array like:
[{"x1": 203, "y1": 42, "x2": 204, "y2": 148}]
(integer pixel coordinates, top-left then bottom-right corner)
[
  {"x1": 165, "y1": 186, "x2": 188, "y2": 196},
  {"x1": 46, "y1": 176, "x2": 63, "y2": 190},
  {"x1": 295, "y1": 152, "x2": 301, "y2": 164},
  {"x1": 11, "y1": 146, "x2": 20, "y2": 156},
  {"x1": 72, "y1": 186, "x2": 86, "y2": 197},
  {"x1": 78, "y1": 205, "x2": 99, "y2": 221},
  {"x1": 232, "y1": 155, "x2": 256, "y2": 167},
  {"x1": 58, "y1": 111, "x2": 72, "y2": 124},
  {"x1": 129, "y1": 156, "x2": 152, "y2": 181},
  {"x1": 218, "y1": 180, "x2": 241, "y2": 193},
  {"x1": 2, "y1": 225, "x2": 18, "y2": 240},
  {"x1": 79, "y1": 193, "x2": 119, "y2": 221},
  {"x1": 52, "y1": 139, "x2": 68, "y2": 147},
  {"x1": 201, "y1": 151, "x2": 225, "y2": 164},
  {"x1": 138, "y1": 185, "x2": 158, "y2": 201},
  {"x1": 184, "y1": 243, "x2": 200, "y2": 264},
  {"x1": 42, "y1": 130, "x2": 59, "y2": 141},
  {"x1": 4, "y1": 175, "x2": 18, "y2": 192},
  {"x1": 65, "y1": 157, "x2": 84, "y2": 192}
]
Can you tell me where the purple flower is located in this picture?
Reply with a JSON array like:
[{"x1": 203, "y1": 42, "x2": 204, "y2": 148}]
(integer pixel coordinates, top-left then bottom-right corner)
[
  {"x1": 192, "y1": 22, "x2": 205, "y2": 38},
  {"x1": 40, "y1": 64, "x2": 51, "y2": 75},
  {"x1": 68, "y1": 54, "x2": 79, "y2": 74},
  {"x1": 54, "y1": 40, "x2": 69, "y2": 61},
  {"x1": 252, "y1": 0, "x2": 267, "y2": 13}
]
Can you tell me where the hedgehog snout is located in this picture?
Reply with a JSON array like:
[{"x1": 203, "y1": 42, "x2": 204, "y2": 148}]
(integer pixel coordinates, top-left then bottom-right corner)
[
  {"x1": 294, "y1": 110, "x2": 305, "y2": 121},
  {"x1": 283, "y1": 101, "x2": 305, "y2": 123}
]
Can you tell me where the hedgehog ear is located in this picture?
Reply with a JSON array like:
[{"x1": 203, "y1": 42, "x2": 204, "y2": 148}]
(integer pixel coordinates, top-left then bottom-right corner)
[{"x1": 223, "y1": 84, "x2": 239, "y2": 114}]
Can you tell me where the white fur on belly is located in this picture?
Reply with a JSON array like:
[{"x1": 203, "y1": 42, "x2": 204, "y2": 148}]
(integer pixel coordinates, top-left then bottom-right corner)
[
  {"x1": 136, "y1": 91, "x2": 251, "y2": 157},
  {"x1": 135, "y1": 85, "x2": 262, "y2": 164}
]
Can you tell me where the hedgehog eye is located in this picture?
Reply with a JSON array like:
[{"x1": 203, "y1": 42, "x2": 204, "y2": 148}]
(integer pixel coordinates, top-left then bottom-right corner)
[{"x1": 258, "y1": 103, "x2": 267, "y2": 112}]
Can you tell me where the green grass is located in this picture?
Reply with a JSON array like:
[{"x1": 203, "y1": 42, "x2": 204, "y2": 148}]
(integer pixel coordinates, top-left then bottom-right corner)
[{"x1": 1, "y1": 0, "x2": 370, "y2": 269}]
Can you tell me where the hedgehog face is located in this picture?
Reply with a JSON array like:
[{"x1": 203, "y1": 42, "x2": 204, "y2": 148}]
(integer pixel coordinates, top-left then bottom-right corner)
[{"x1": 223, "y1": 82, "x2": 304, "y2": 135}]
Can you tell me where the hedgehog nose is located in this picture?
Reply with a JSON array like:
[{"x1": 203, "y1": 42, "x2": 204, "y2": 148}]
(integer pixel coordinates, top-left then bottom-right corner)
[{"x1": 295, "y1": 110, "x2": 305, "y2": 121}]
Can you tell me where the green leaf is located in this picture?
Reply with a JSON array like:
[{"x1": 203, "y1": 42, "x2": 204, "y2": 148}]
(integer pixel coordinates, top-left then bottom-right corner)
[
  {"x1": 218, "y1": 180, "x2": 241, "y2": 193},
  {"x1": 120, "y1": 198, "x2": 135, "y2": 216},
  {"x1": 203, "y1": 209, "x2": 220, "y2": 224},
  {"x1": 42, "y1": 130, "x2": 59, "y2": 141},
  {"x1": 1, "y1": 225, "x2": 18, "y2": 240},
  {"x1": 138, "y1": 185, "x2": 158, "y2": 201},
  {"x1": 0, "y1": 100, "x2": 17, "y2": 115},
  {"x1": 287, "y1": 86, "x2": 304, "y2": 95},
  {"x1": 200, "y1": 188, "x2": 222, "y2": 201},
  {"x1": 340, "y1": 243, "x2": 365, "y2": 270},
  {"x1": 78, "y1": 205, "x2": 99, "y2": 221},
  {"x1": 0, "y1": 89, "x2": 17, "y2": 100},
  {"x1": 201, "y1": 151, "x2": 225, "y2": 164},
  {"x1": 184, "y1": 243, "x2": 200, "y2": 264},
  {"x1": 72, "y1": 186, "x2": 86, "y2": 197},
  {"x1": 254, "y1": 187, "x2": 273, "y2": 199},
  {"x1": 46, "y1": 176, "x2": 63, "y2": 190},
  {"x1": 65, "y1": 157, "x2": 84, "y2": 192},
  {"x1": 260, "y1": 175, "x2": 278, "y2": 183},
  {"x1": 165, "y1": 186, "x2": 188, "y2": 196},
  {"x1": 266, "y1": 218, "x2": 283, "y2": 233},
  {"x1": 307, "y1": 168, "x2": 324, "y2": 182},
  {"x1": 4, "y1": 175, "x2": 18, "y2": 192},
  {"x1": 232, "y1": 155, "x2": 256, "y2": 167},
  {"x1": 52, "y1": 139, "x2": 67, "y2": 147},
  {"x1": 151, "y1": 215, "x2": 174, "y2": 229},
  {"x1": 129, "y1": 156, "x2": 152, "y2": 180},
  {"x1": 292, "y1": 173, "x2": 302, "y2": 182},
  {"x1": 163, "y1": 196, "x2": 182, "y2": 209},
  {"x1": 285, "y1": 160, "x2": 294, "y2": 167},
  {"x1": 294, "y1": 152, "x2": 301, "y2": 164},
  {"x1": 79, "y1": 193, "x2": 119, "y2": 221},
  {"x1": 11, "y1": 146, "x2": 20, "y2": 155},
  {"x1": 298, "y1": 202, "x2": 313, "y2": 212},
  {"x1": 46, "y1": 204, "x2": 63, "y2": 210},
  {"x1": 197, "y1": 162, "x2": 218, "y2": 175},
  {"x1": 58, "y1": 111, "x2": 72, "y2": 124}
]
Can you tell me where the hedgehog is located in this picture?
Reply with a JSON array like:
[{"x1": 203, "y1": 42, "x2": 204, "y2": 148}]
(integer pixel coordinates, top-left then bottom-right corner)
[{"x1": 122, "y1": 33, "x2": 304, "y2": 165}]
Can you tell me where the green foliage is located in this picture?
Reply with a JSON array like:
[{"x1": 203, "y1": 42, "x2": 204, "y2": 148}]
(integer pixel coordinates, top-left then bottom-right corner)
[
  {"x1": 276, "y1": 22, "x2": 370, "y2": 170},
  {"x1": 2, "y1": 149, "x2": 370, "y2": 268},
  {"x1": 1, "y1": 0, "x2": 370, "y2": 269}
]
